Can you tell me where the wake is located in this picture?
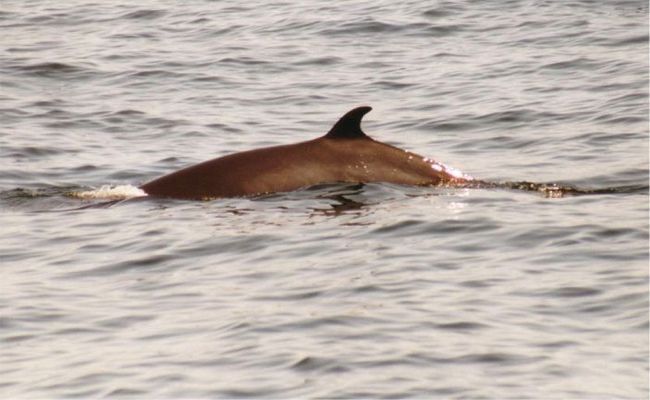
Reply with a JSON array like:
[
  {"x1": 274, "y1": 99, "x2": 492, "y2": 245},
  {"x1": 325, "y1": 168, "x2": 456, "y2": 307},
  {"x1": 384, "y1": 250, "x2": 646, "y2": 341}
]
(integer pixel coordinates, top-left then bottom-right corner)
[{"x1": 463, "y1": 180, "x2": 649, "y2": 198}]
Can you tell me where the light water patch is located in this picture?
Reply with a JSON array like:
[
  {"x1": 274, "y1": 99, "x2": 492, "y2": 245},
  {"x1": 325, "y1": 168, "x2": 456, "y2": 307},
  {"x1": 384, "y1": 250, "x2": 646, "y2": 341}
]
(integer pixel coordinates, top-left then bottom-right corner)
[{"x1": 72, "y1": 185, "x2": 148, "y2": 200}]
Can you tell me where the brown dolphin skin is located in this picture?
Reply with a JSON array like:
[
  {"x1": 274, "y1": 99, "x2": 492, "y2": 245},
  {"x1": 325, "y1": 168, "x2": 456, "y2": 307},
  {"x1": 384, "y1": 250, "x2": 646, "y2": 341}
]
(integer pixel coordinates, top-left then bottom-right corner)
[{"x1": 140, "y1": 106, "x2": 471, "y2": 200}]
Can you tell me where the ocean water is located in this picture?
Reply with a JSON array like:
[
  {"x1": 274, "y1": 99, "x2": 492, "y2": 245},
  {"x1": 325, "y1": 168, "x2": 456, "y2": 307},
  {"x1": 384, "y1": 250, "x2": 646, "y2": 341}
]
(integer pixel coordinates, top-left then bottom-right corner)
[{"x1": 1, "y1": 1, "x2": 648, "y2": 398}]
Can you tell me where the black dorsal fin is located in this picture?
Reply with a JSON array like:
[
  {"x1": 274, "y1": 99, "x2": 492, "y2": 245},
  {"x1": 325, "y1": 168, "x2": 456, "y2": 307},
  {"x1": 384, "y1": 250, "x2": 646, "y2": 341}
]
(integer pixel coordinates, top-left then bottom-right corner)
[{"x1": 325, "y1": 106, "x2": 372, "y2": 139}]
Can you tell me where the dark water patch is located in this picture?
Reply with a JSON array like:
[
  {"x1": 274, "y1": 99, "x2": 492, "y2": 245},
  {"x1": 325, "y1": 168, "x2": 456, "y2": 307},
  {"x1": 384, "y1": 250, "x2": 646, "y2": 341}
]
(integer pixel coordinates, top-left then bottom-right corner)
[
  {"x1": 322, "y1": 19, "x2": 401, "y2": 35},
  {"x1": 189, "y1": 234, "x2": 277, "y2": 255},
  {"x1": 371, "y1": 219, "x2": 424, "y2": 234},
  {"x1": 421, "y1": 109, "x2": 570, "y2": 133},
  {"x1": 0, "y1": 107, "x2": 30, "y2": 126},
  {"x1": 52, "y1": 327, "x2": 106, "y2": 336},
  {"x1": 192, "y1": 74, "x2": 228, "y2": 83},
  {"x1": 215, "y1": 388, "x2": 274, "y2": 399},
  {"x1": 19, "y1": 11, "x2": 70, "y2": 25},
  {"x1": 4, "y1": 145, "x2": 79, "y2": 159},
  {"x1": 422, "y1": 6, "x2": 460, "y2": 19},
  {"x1": 256, "y1": 20, "x2": 325, "y2": 36},
  {"x1": 158, "y1": 156, "x2": 181, "y2": 164},
  {"x1": 45, "y1": 118, "x2": 101, "y2": 129},
  {"x1": 32, "y1": 108, "x2": 74, "y2": 120},
  {"x1": 351, "y1": 284, "x2": 388, "y2": 294},
  {"x1": 198, "y1": 24, "x2": 247, "y2": 38},
  {"x1": 417, "y1": 119, "x2": 478, "y2": 133},
  {"x1": 453, "y1": 352, "x2": 537, "y2": 365},
  {"x1": 604, "y1": 34, "x2": 649, "y2": 47},
  {"x1": 291, "y1": 356, "x2": 349, "y2": 373},
  {"x1": 204, "y1": 122, "x2": 242, "y2": 133},
  {"x1": 532, "y1": 286, "x2": 602, "y2": 298},
  {"x1": 61, "y1": 196, "x2": 151, "y2": 213},
  {"x1": 145, "y1": 373, "x2": 186, "y2": 385},
  {"x1": 590, "y1": 227, "x2": 642, "y2": 240},
  {"x1": 590, "y1": 114, "x2": 648, "y2": 125},
  {"x1": 435, "y1": 321, "x2": 488, "y2": 331},
  {"x1": 480, "y1": 134, "x2": 546, "y2": 151},
  {"x1": 69, "y1": 164, "x2": 100, "y2": 173},
  {"x1": 129, "y1": 69, "x2": 184, "y2": 79},
  {"x1": 420, "y1": 24, "x2": 467, "y2": 37},
  {"x1": 36, "y1": 387, "x2": 101, "y2": 399},
  {"x1": 107, "y1": 169, "x2": 149, "y2": 181},
  {"x1": 377, "y1": 351, "x2": 541, "y2": 368},
  {"x1": 0, "y1": 248, "x2": 47, "y2": 263},
  {"x1": 322, "y1": 18, "x2": 467, "y2": 38},
  {"x1": 475, "y1": 109, "x2": 562, "y2": 125},
  {"x1": 256, "y1": 315, "x2": 384, "y2": 333},
  {"x1": 108, "y1": 32, "x2": 159, "y2": 40},
  {"x1": 540, "y1": 57, "x2": 603, "y2": 71},
  {"x1": 252, "y1": 289, "x2": 323, "y2": 302},
  {"x1": 219, "y1": 5, "x2": 249, "y2": 13},
  {"x1": 65, "y1": 372, "x2": 134, "y2": 389},
  {"x1": 574, "y1": 131, "x2": 643, "y2": 146},
  {"x1": 12, "y1": 62, "x2": 97, "y2": 79},
  {"x1": 102, "y1": 111, "x2": 191, "y2": 130},
  {"x1": 110, "y1": 109, "x2": 147, "y2": 117},
  {"x1": 63, "y1": 254, "x2": 177, "y2": 278},
  {"x1": 27, "y1": 99, "x2": 70, "y2": 108},
  {"x1": 188, "y1": 17, "x2": 211, "y2": 24},
  {"x1": 578, "y1": 304, "x2": 612, "y2": 314},
  {"x1": 22, "y1": 62, "x2": 79, "y2": 73},
  {"x1": 608, "y1": 95, "x2": 648, "y2": 115},
  {"x1": 370, "y1": 218, "x2": 499, "y2": 236},
  {"x1": 429, "y1": 219, "x2": 500, "y2": 235},
  {"x1": 373, "y1": 80, "x2": 417, "y2": 90},
  {"x1": 95, "y1": 315, "x2": 156, "y2": 329},
  {"x1": 587, "y1": 82, "x2": 642, "y2": 93},
  {"x1": 459, "y1": 279, "x2": 506, "y2": 288},
  {"x1": 512, "y1": 30, "x2": 590, "y2": 47},
  {"x1": 106, "y1": 388, "x2": 148, "y2": 397},
  {"x1": 0, "y1": 10, "x2": 15, "y2": 20},
  {"x1": 13, "y1": 311, "x2": 68, "y2": 323},
  {"x1": 578, "y1": 168, "x2": 649, "y2": 188},
  {"x1": 3, "y1": 334, "x2": 36, "y2": 343},
  {"x1": 292, "y1": 56, "x2": 342, "y2": 66},
  {"x1": 431, "y1": 51, "x2": 467, "y2": 59},
  {"x1": 121, "y1": 9, "x2": 166, "y2": 20},
  {"x1": 536, "y1": 340, "x2": 579, "y2": 349},
  {"x1": 218, "y1": 56, "x2": 272, "y2": 66},
  {"x1": 357, "y1": 61, "x2": 392, "y2": 69}
]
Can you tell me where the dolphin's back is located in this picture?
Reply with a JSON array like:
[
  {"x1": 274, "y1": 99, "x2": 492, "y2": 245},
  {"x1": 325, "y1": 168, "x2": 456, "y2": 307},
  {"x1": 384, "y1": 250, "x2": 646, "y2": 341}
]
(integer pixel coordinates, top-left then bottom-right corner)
[{"x1": 140, "y1": 107, "x2": 467, "y2": 200}]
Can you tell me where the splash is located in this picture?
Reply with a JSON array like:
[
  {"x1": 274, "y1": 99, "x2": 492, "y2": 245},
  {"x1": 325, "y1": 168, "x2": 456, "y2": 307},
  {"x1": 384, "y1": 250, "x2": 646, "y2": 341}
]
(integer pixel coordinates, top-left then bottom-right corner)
[
  {"x1": 423, "y1": 157, "x2": 474, "y2": 180},
  {"x1": 71, "y1": 185, "x2": 148, "y2": 200}
]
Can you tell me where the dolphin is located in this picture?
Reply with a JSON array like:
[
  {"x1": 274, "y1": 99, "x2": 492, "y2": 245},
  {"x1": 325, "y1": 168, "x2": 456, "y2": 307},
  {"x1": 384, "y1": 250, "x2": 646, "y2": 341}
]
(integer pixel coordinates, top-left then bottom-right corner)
[{"x1": 140, "y1": 106, "x2": 473, "y2": 200}]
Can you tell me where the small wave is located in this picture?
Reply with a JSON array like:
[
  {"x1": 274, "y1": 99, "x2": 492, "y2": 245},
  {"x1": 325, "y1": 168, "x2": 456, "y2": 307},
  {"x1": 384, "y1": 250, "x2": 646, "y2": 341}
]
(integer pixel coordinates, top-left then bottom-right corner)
[
  {"x1": 8, "y1": 61, "x2": 99, "y2": 79},
  {"x1": 71, "y1": 185, "x2": 147, "y2": 200},
  {"x1": 17, "y1": 62, "x2": 86, "y2": 77},
  {"x1": 121, "y1": 9, "x2": 166, "y2": 20}
]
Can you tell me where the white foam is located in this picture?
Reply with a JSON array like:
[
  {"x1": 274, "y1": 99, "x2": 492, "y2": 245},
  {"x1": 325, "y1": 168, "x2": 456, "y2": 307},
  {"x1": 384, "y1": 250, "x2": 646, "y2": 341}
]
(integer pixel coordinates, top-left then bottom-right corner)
[
  {"x1": 428, "y1": 160, "x2": 474, "y2": 180},
  {"x1": 72, "y1": 184, "x2": 148, "y2": 200}
]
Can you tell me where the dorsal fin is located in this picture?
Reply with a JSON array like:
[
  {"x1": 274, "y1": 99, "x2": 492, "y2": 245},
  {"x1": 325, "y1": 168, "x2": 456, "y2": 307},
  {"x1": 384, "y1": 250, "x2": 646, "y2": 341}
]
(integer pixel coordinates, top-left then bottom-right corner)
[{"x1": 325, "y1": 106, "x2": 372, "y2": 139}]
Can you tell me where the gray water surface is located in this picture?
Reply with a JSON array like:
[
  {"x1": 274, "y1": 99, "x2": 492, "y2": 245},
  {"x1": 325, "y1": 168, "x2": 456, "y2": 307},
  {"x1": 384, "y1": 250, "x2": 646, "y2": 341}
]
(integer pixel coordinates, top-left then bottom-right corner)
[{"x1": 1, "y1": 1, "x2": 648, "y2": 398}]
